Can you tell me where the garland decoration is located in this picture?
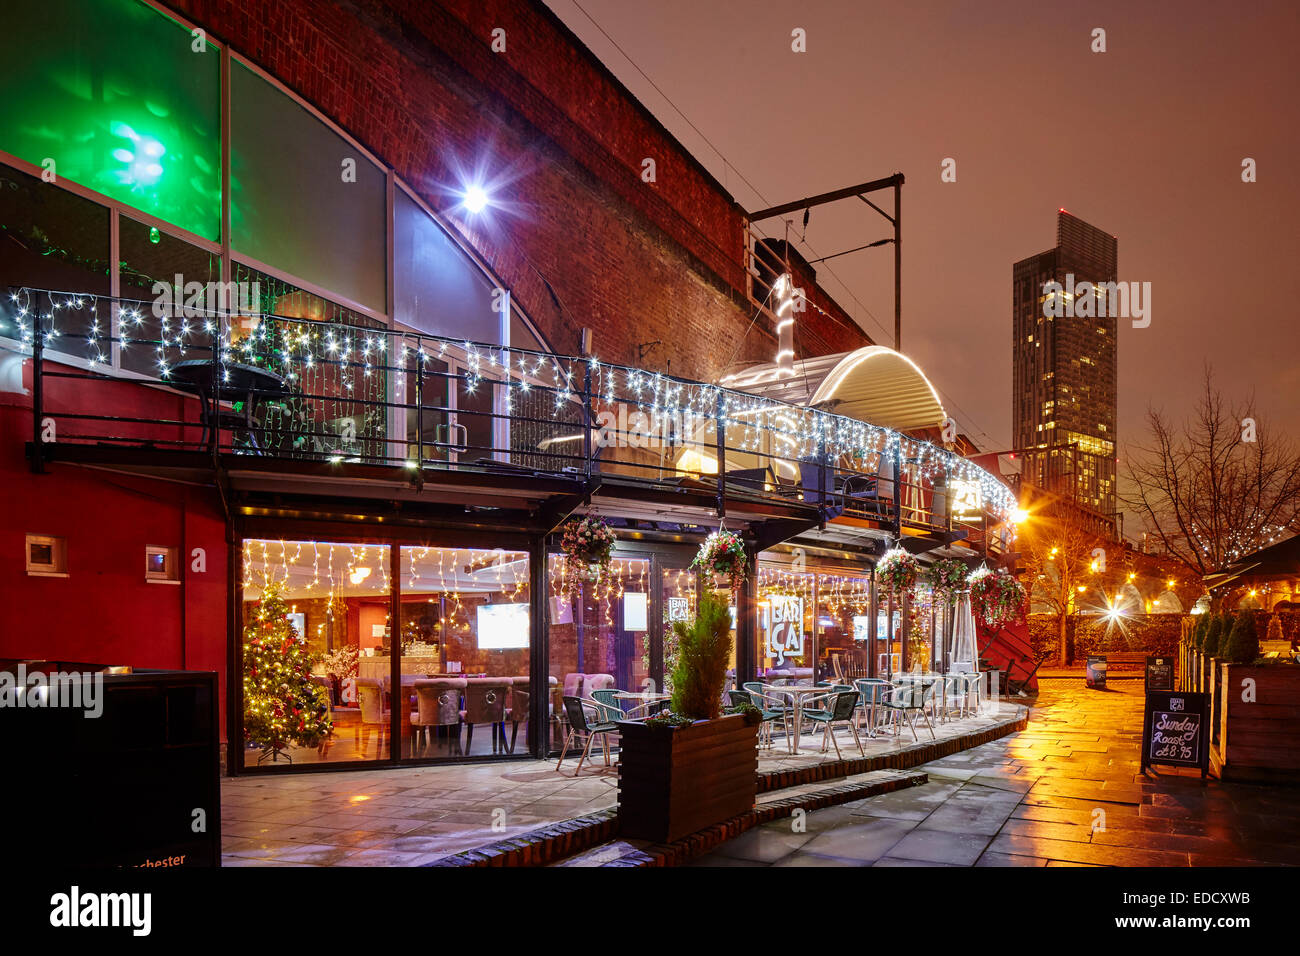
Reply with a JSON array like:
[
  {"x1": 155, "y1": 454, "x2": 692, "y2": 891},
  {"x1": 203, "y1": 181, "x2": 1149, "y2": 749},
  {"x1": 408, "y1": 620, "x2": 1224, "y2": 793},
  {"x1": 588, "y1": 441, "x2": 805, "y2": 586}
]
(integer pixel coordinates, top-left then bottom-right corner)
[
  {"x1": 876, "y1": 547, "x2": 920, "y2": 601},
  {"x1": 926, "y1": 557, "x2": 970, "y2": 607},
  {"x1": 560, "y1": 513, "x2": 616, "y2": 596},
  {"x1": 693, "y1": 529, "x2": 747, "y2": 593},
  {"x1": 968, "y1": 567, "x2": 1028, "y2": 631}
]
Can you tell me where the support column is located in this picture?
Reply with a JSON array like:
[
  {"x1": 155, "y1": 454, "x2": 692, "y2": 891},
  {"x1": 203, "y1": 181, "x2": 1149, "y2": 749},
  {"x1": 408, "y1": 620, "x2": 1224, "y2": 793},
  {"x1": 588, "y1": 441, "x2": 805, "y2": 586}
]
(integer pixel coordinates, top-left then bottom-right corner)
[{"x1": 735, "y1": 548, "x2": 759, "y2": 686}]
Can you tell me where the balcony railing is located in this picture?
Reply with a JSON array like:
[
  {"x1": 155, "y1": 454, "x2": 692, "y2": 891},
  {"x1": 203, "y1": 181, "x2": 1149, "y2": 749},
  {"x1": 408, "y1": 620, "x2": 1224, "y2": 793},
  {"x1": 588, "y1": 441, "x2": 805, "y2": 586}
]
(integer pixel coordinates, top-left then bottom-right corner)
[{"x1": 8, "y1": 287, "x2": 1016, "y2": 552}]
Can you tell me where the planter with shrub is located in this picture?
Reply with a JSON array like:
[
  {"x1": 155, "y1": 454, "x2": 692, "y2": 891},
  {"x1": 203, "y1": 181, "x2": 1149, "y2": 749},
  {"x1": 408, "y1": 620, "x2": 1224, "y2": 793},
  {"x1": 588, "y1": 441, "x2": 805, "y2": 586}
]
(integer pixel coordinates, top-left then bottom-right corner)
[
  {"x1": 616, "y1": 590, "x2": 759, "y2": 843},
  {"x1": 1212, "y1": 610, "x2": 1300, "y2": 782}
]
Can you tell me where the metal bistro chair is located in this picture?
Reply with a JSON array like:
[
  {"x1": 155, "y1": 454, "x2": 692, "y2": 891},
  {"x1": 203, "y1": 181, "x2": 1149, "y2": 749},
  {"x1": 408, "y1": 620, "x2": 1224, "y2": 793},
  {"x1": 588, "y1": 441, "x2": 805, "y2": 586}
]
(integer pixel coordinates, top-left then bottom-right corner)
[
  {"x1": 801, "y1": 689, "x2": 865, "y2": 760},
  {"x1": 590, "y1": 687, "x2": 625, "y2": 723},
  {"x1": 729, "y1": 689, "x2": 792, "y2": 753},
  {"x1": 885, "y1": 679, "x2": 937, "y2": 742},
  {"x1": 853, "y1": 678, "x2": 893, "y2": 737},
  {"x1": 557, "y1": 695, "x2": 618, "y2": 774}
]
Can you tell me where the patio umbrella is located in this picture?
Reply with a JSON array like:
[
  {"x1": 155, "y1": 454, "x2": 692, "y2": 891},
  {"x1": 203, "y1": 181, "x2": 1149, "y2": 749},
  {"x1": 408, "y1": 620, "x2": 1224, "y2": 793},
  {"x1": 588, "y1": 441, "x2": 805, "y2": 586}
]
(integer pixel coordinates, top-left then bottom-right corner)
[{"x1": 949, "y1": 591, "x2": 977, "y2": 673}]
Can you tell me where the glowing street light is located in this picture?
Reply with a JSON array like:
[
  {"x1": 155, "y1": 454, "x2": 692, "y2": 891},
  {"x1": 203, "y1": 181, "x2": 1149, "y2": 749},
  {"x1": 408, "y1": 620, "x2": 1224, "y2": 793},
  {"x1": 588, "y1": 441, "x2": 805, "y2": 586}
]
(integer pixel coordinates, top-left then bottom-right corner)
[{"x1": 462, "y1": 184, "x2": 490, "y2": 213}]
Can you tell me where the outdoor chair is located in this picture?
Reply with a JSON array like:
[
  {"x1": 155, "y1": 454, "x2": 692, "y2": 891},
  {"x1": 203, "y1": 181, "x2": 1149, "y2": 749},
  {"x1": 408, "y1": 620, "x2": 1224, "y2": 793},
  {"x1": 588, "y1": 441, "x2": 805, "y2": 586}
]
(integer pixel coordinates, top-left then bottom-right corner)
[
  {"x1": 853, "y1": 678, "x2": 893, "y2": 737},
  {"x1": 801, "y1": 690, "x2": 865, "y2": 759},
  {"x1": 590, "y1": 687, "x2": 625, "y2": 723},
  {"x1": 731, "y1": 688, "x2": 792, "y2": 753},
  {"x1": 557, "y1": 695, "x2": 618, "y2": 774},
  {"x1": 885, "y1": 680, "x2": 936, "y2": 742}
]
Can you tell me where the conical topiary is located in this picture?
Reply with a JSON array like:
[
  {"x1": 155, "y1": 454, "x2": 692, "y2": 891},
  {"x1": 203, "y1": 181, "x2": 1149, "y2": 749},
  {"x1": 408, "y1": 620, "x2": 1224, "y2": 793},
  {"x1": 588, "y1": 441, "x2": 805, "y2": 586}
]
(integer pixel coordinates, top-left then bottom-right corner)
[
  {"x1": 1223, "y1": 610, "x2": 1260, "y2": 664},
  {"x1": 1203, "y1": 613, "x2": 1225, "y2": 658},
  {"x1": 1266, "y1": 614, "x2": 1284, "y2": 645},
  {"x1": 1192, "y1": 613, "x2": 1208, "y2": 651},
  {"x1": 668, "y1": 589, "x2": 734, "y2": 721}
]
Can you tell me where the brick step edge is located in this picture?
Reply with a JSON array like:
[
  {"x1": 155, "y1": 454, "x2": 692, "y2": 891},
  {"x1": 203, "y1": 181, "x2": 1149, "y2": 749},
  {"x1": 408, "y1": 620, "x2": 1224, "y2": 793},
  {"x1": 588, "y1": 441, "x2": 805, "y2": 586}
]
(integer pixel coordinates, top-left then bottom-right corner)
[
  {"x1": 594, "y1": 770, "x2": 929, "y2": 867},
  {"x1": 424, "y1": 808, "x2": 619, "y2": 867},
  {"x1": 755, "y1": 708, "x2": 1028, "y2": 794}
]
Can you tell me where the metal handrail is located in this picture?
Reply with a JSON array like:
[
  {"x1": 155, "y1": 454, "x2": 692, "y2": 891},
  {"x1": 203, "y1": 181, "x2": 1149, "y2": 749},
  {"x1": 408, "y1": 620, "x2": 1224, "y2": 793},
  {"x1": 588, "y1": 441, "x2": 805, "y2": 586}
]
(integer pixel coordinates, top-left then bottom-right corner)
[{"x1": 8, "y1": 286, "x2": 1016, "y2": 547}]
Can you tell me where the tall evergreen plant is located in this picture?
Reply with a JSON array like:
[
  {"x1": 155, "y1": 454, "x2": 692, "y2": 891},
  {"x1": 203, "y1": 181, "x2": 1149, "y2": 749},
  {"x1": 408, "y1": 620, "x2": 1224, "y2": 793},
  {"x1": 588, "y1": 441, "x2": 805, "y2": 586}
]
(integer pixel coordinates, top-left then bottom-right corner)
[{"x1": 668, "y1": 590, "x2": 734, "y2": 721}]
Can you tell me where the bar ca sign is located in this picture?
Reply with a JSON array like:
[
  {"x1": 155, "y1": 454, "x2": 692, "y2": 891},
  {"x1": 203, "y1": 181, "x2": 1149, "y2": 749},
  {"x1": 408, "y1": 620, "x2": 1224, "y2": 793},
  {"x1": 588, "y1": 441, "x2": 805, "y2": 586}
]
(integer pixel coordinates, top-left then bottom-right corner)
[{"x1": 767, "y1": 595, "x2": 805, "y2": 666}]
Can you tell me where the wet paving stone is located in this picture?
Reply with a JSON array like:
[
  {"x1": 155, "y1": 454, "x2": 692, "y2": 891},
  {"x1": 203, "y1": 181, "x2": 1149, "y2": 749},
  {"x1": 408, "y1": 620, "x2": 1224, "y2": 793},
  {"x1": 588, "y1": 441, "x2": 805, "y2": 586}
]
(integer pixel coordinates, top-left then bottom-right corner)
[{"x1": 693, "y1": 679, "x2": 1300, "y2": 867}]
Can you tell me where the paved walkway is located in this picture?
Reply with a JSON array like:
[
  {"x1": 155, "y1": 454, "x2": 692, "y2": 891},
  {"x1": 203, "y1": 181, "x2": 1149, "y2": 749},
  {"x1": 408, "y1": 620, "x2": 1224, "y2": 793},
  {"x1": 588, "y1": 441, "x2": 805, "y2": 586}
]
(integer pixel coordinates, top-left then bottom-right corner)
[
  {"x1": 220, "y1": 703, "x2": 1009, "y2": 866},
  {"x1": 692, "y1": 679, "x2": 1300, "y2": 866}
]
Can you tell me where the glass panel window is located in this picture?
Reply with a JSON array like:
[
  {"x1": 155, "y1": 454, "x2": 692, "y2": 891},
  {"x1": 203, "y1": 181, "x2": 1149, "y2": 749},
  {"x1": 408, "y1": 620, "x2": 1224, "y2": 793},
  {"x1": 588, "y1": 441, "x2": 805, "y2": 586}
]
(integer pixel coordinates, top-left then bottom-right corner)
[
  {"x1": 231, "y1": 61, "x2": 385, "y2": 311},
  {"x1": 756, "y1": 564, "x2": 815, "y2": 680},
  {"x1": 400, "y1": 546, "x2": 530, "y2": 759},
  {"x1": 118, "y1": 215, "x2": 221, "y2": 376},
  {"x1": 547, "y1": 553, "x2": 663, "y2": 754},
  {"x1": 0, "y1": 0, "x2": 221, "y2": 240},
  {"x1": 241, "y1": 538, "x2": 391, "y2": 766},
  {"x1": 0, "y1": 163, "x2": 110, "y2": 359},
  {"x1": 228, "y1": 265, "x2": 389, "y2": 461},
  {"x1": 394, "y1": 189, "x2": 499, "y2": 342},
  {"x1": 815, "y1": 573, "x2": 872, "y2": 682}
]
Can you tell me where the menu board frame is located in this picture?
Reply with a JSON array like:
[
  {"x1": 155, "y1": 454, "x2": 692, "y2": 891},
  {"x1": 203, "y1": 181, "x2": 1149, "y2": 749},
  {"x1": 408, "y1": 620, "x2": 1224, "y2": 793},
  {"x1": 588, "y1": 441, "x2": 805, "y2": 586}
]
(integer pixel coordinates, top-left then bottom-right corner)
[{"x1": 1141, "y1": 690, "x2": 1209, "y2": 778}]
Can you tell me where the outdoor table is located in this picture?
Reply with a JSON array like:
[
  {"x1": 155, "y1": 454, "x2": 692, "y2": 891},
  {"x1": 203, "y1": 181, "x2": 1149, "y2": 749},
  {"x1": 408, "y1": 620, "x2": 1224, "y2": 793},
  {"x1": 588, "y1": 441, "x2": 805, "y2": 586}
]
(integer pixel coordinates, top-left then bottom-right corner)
[
  {"x1": 612, "y1": 690, "x2": 670, "y2": 717},
  {"x1": 168, "y1": 359, "x2": 289, "y2": 452},
  {"x1": 762, "y1": 683, "x2": 834, "y2": 754}
]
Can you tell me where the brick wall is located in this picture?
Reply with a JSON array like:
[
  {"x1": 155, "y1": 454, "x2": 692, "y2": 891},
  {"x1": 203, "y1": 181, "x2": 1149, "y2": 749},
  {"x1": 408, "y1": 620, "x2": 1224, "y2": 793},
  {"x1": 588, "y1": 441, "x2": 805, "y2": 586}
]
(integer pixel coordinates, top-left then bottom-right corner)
[{"x1": 165, "y1": 0, "x2": 871, "y2": 381}]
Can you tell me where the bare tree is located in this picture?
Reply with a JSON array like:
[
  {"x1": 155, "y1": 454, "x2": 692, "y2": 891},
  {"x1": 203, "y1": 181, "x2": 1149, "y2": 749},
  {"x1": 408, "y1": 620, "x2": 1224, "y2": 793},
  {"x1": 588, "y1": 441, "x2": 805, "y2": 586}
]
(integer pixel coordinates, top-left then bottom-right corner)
[
  {"x1": 1124, "y1": 367, "x2": 1300, "y2": 578},
  {"x1": 1018, "y1": 487, "x2": 1110, "y2": 664}
]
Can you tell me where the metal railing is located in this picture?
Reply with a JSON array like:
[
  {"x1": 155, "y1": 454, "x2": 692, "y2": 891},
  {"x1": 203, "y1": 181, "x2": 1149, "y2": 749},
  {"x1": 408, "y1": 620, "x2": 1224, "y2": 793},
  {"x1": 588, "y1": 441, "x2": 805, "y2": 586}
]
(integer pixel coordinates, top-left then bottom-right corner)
[{"x1": 8, "y1": 286, "x2": 1016, "y2": 551}]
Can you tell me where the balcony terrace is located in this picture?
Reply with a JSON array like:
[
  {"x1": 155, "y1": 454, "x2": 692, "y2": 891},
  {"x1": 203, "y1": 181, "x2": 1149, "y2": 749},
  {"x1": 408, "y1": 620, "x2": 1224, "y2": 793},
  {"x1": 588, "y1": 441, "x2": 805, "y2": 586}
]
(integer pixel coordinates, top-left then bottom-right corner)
[{"x1": 9, "y1": 286, "x2": 1016, "y2": 560}]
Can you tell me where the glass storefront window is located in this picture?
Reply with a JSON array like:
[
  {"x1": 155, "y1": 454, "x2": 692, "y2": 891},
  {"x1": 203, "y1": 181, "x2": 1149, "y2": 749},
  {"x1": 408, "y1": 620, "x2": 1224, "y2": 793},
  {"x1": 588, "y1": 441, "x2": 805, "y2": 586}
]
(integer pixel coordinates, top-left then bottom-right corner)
[
  {"x1": 815, "y1": 573, "x2": 872, "y2": 682},
  {"x1": 546, "y1": 552, "x2": 692, "y2": 752},
  {"x1": 397, "y1": 546, "x2": 530, "y2": 759},
  {"x1": 756, "y1": 564, "x2": 815, "y2": 680},
  {"x1": 241, "y1": 538, "x2": 392, "y2": 765}
]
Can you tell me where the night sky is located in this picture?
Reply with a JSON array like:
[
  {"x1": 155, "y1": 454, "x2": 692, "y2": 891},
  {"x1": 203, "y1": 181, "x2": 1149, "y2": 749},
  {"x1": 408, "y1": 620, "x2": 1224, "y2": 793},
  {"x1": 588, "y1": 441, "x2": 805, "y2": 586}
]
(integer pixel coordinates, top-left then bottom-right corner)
[{"x1": 548, "y1": 0, "x2": 1299, "y2": 459}]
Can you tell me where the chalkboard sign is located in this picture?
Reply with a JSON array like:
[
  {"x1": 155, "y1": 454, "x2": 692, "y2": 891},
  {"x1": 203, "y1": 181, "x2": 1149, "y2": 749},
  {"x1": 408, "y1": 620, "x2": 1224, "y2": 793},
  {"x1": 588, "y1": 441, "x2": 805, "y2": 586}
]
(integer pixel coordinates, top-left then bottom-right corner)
[
  {"x1": 1141, "y1": 691, "x2": 1209, "y2": 777},
  {"x1": 1145, "y1": 656, "x2": 1174, "y2": 692},
  {"x1": 1085, "y1": 655, "x2": 1107, "y2": 688}
]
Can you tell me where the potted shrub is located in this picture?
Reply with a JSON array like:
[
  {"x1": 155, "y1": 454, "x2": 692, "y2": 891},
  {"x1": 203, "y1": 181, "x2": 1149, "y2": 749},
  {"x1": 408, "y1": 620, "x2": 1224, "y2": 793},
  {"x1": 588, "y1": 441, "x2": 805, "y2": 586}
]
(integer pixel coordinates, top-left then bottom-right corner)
[
  {"x1": 1215, "y1": 612, "x2": 1300, "y2": 782},
  {"x1": 616, "y1": 590, "x2": 759, "y2": 842}
]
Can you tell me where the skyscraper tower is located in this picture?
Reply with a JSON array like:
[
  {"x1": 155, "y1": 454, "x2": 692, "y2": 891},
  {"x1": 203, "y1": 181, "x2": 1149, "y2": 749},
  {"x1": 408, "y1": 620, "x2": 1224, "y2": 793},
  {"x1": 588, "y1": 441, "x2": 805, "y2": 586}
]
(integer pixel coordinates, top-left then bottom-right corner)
[{"x1": 1012, "y1": 210, "x2": 1118, "y2": 520}]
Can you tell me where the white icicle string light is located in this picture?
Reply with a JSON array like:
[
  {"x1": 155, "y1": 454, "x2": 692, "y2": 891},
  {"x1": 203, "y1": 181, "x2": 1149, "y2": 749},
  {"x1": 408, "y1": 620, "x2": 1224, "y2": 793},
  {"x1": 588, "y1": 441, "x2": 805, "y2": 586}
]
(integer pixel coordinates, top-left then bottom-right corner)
[{"x1": 18, "y1": 286, "x2": 1017, "y2": 521}]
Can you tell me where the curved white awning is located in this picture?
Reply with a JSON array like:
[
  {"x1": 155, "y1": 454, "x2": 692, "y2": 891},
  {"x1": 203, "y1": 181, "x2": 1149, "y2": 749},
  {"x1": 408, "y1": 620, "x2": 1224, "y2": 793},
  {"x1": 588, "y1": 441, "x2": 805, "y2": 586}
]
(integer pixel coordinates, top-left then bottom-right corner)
[{"x1": 720, "y1": 345, "x2": 947, "y2": 432}]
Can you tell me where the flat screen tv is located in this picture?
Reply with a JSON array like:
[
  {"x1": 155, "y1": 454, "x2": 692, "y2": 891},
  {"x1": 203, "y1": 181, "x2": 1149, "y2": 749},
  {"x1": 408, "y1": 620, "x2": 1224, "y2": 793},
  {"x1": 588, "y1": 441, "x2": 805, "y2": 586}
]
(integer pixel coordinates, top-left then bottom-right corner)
[{"x1": 476, "y1": 603, "x2": 530, "y2": 649}]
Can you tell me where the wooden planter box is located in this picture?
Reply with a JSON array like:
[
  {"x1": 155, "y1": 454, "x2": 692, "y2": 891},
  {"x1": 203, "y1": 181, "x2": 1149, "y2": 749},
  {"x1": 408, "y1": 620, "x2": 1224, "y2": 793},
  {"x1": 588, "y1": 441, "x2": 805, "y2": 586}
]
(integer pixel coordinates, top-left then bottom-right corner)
[
  {"x1": 1213, "y1": 663, "x2": 1300, "y2": 783},
  {"x1": 616, "y1": 713, "x2": 758, "y2": 843}
]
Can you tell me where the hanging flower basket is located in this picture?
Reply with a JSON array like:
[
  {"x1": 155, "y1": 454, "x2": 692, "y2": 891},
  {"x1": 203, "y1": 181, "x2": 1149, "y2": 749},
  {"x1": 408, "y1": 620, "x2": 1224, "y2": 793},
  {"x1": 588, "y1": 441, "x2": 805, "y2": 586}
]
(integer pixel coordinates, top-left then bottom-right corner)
[
  {"x1": 692, "y1": 529, "x2": 747, "y2": 593},
  {"x1": 876, "y1": 547, "x2": 920, "y2": 601},
  {"x1": 968, "y1": 567, "x2": 1027, "y2": 631},
  {"x1": 560, "y1": 513, "x2": 616, "y2": 596},
  {"x1": 926, "y1": 557, "x2": 970, "y2": 607}
]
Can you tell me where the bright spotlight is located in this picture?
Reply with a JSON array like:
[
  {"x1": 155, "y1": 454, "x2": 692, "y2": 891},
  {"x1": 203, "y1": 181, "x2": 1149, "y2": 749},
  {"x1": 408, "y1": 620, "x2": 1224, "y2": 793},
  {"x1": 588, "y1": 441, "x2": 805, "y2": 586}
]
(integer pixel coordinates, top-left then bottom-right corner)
[
  {"x1": 1010, "y1": 507, "x2": 1029, "y2": 524},
  {"x1": 462, "y1": 185, "x2": 490, "y2": 213}
]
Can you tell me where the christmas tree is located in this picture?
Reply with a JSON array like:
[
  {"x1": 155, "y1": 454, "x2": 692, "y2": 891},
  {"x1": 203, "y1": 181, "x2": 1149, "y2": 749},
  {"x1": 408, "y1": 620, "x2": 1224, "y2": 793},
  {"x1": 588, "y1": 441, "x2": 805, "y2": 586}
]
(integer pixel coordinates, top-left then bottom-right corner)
[{"x1": 243, "y1": 580, "x2": 333, "y2": 759}]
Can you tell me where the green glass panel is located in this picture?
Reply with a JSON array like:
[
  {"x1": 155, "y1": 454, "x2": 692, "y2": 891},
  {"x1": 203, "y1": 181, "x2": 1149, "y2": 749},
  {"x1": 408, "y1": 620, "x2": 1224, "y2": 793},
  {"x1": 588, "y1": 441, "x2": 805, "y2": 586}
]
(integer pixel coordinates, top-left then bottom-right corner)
[{"x1": 0, "y1": 0, "x2": 221, "y2": 240}]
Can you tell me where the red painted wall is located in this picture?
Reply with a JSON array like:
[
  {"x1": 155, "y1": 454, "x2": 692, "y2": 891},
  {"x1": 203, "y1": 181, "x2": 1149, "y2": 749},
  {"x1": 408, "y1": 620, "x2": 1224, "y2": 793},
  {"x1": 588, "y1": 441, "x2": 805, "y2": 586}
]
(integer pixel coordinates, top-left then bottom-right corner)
[{"x1": 0, "y1": 361, "x2": 230, "y2": 736}]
